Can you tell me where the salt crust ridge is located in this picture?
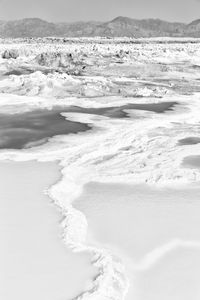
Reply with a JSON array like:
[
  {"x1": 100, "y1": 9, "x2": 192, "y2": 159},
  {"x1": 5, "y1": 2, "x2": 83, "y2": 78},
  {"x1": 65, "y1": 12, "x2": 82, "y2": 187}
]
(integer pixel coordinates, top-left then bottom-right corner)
[{"x1": 1, "y1": 41, "x2": 200, "y2": 300}]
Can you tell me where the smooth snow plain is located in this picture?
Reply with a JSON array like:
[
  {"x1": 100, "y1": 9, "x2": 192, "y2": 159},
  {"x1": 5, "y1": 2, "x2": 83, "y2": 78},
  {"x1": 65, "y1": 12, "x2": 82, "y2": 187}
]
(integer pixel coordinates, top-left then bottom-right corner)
[{"x1": 1, "y1": 38, "x2": 200, "y2": 300}]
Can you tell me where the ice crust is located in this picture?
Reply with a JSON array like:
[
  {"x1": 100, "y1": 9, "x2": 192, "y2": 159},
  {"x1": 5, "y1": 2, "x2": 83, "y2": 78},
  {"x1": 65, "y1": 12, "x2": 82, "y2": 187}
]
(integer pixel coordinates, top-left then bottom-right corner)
[{"x1": 1, "y1": 39, "x2": 200, "y2": 300}]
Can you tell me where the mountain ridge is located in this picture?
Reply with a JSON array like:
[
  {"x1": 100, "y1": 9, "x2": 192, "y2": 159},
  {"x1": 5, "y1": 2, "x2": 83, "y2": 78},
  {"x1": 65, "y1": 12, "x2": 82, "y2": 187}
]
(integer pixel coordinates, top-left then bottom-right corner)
[{"x1": 1, "y1": 16, "x2": 200, "y2": 38}]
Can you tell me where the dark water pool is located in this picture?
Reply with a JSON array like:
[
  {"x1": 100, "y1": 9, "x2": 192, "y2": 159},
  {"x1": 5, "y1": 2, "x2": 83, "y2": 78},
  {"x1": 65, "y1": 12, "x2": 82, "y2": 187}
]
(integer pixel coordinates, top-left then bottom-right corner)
[
  {"x1": 182, "y1": 155, "x2": 200, "y2": 169},
  {"x1": 0, "y1": 101, "x2": 177, "y2": 150},
  {"x1": 67, "y1": 101, "x2": 177, "y2": 118},
  {"x1": 179, "y1": 137, "x2": 200, "y2": 146},
  {"x1": 3, "y1": 68, "x2": 57, "y2": 76},
  {"x1": 0, "y1": 108, "x2": 91, "y2": 150},
  {"x1": 4, "y1": 69, "x2": 34, "y2": 76}
]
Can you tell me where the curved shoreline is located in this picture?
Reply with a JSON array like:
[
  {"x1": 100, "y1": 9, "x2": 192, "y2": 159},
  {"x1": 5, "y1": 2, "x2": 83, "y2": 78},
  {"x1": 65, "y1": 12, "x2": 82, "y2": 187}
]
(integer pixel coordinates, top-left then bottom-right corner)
[{"x1": 47, "y1": 161, "x2": 130, "y2": 300}]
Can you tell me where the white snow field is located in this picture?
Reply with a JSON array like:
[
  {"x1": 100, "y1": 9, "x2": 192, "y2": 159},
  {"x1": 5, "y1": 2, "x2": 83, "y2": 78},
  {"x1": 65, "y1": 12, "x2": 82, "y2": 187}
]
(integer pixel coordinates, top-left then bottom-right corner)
[{"x1": 0, "y1": 38, "x2": 200, "y2": 300}]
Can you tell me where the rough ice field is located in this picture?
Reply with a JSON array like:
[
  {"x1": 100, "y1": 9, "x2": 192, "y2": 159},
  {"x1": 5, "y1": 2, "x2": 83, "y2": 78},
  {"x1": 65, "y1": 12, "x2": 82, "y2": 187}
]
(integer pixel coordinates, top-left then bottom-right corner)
[{"x1": 1, "y1": 38, "x2": 200, "y2": 300}]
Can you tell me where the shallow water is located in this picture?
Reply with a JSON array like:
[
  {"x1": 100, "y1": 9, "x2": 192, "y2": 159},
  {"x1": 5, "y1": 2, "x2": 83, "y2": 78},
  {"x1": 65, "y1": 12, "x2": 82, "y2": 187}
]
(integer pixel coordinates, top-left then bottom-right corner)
[
  {"x1": 0, "y1": 161, "x2": 97, "y2": 300},
  {"x1": 178, "y1": 137, "x2": 200, "y2": 146},
  {"x1": 0, "y1": 101, "x2": 177, "y2": 150},
  {"x1": 3, "y1": 68, "x2": 58, "y2": 76},
  {"x1": 182, "y1": 155, "x2": 200, "y2": 168},
  {"x1": 67, "y1": 101, "x2": 177, "y2": 118},
  {"x1": 4, "y1": 69, "x2": 35, "y2": 76},
  {"x1": 74, "y1": 182, "x2": 200, "y2": 300},
  {"x1": 0, "y1": 108, "x2": 91, "y2": 149}
]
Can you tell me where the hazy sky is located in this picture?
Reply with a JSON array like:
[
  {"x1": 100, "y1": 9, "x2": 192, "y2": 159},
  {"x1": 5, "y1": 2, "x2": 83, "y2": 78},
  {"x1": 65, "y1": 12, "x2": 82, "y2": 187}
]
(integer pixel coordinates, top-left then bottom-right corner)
[{"x1": 0, "y1": 0, "x2": 200, "y2": 23}]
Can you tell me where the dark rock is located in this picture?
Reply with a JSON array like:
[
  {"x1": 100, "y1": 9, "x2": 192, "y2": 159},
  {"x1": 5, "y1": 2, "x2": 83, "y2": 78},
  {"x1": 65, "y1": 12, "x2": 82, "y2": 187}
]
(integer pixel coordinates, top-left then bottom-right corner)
[{"x1": 2, "y1": 49, "x2": 19, "y2": 59}]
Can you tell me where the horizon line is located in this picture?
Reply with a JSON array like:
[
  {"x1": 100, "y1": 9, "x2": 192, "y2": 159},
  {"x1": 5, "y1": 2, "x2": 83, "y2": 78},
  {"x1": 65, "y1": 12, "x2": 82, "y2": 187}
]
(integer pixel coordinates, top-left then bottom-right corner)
[{"x1": 0, "y1": 16, "x2": 197, "y2": 25}]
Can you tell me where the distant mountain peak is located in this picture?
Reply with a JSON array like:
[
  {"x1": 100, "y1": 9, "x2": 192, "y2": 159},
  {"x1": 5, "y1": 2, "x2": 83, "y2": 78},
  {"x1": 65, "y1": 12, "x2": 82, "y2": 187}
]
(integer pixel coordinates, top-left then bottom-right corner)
[
  {"x1": 111, "y1": 16, "x2": 133, "y2": 22},
  {"x1": 22, "y1": 17, "x2": 44, "y2": 21},
  {"x1": 188, "y1": 19, "x2": 200, "y2": 26},
  {"x1": 0, "y1": 16, "x2": 200, "y2": 38},
  {"x1": 13, "y1": 18, "x2": 50, "y2": 24}
]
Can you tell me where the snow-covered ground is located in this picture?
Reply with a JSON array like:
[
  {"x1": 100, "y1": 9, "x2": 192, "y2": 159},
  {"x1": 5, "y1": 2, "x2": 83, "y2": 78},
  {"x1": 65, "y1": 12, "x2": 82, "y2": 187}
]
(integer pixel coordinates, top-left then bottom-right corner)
[{"x1": 1, "y1": 38, "x2": 200, "y2": 300}]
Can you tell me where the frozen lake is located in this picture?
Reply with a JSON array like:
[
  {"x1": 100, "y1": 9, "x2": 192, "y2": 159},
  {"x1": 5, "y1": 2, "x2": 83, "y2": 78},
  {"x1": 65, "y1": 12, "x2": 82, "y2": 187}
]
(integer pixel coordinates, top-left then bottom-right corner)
[{"x1": 0, "y1": 161, "x2": 97, "y2": 300}]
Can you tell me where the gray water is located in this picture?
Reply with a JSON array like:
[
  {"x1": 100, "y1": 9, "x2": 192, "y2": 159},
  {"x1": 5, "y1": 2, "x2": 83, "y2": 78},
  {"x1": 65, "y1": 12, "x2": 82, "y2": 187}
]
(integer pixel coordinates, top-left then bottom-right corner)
[
  {"x1": 182, "y1": 155, "x2": 200, "y2": 168},
  {"x1": 179, "y1": 137, "x2": 200, "y2": 146},
  {"x1": 0, "y1": 102, "x2": 177, "y2": 150},
  {"x1": 67, "y1": 101, "x2": 177, "y2": 118},
  {"x1": 0, "y1": 108, "x2": 91, "y2": 149}
]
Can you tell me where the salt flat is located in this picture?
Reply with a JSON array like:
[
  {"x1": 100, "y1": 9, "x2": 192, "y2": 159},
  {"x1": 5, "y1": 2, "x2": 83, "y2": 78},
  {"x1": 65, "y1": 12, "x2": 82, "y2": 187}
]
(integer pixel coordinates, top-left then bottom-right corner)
[
  {"x1": 74, "y1": 182, "x2": 200, "y2": 299},
  {"x1": 0, "y1": 38, "x2": 200, "y2": 300},
  {"x1": 0, "y1": 161, "x2": 96, "y2": 300}
]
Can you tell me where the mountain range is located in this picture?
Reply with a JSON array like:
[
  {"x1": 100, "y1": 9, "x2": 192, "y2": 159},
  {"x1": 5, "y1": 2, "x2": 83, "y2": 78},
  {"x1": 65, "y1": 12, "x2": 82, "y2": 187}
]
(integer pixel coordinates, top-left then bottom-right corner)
[{"x1": 1, "y1": 17, "x2": 200, "y2": 38}]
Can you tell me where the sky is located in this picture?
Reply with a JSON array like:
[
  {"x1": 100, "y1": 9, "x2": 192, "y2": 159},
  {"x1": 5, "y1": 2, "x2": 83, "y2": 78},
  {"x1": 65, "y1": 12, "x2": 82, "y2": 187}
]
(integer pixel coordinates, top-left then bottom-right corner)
[{"x1": 0, "y1": 0, "x2": 200, "y2": 23}]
